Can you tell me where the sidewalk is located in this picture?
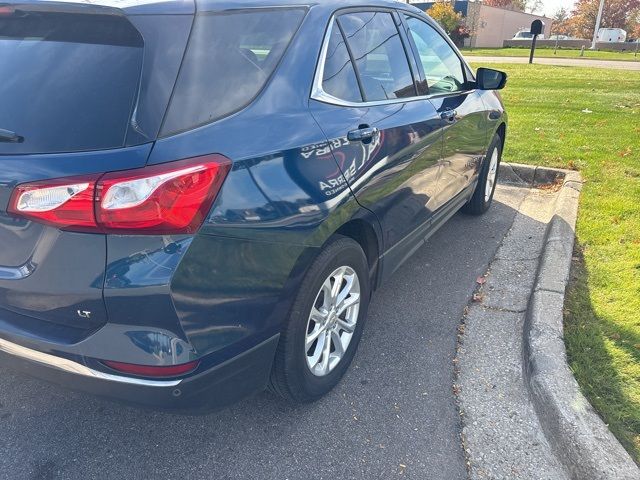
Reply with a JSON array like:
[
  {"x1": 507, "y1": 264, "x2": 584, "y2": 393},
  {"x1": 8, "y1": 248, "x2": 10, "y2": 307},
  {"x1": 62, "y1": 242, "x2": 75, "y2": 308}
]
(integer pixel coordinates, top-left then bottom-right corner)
[
  {"x1": 457, "y1": 164, "x2": 639, "y2": 480},
  {"x1": 465, "y1": 55, "x2": 640, "y2": 70}
]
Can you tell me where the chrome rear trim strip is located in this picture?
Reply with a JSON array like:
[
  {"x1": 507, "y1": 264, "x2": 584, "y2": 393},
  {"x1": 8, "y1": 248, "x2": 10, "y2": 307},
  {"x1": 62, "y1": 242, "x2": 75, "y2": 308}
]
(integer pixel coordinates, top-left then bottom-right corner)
[
  {"x1": 0, "y1": 261, "x2": 36, "y2": 280},
  {"x1": 0, "y1": 337, "x2": 182, "y2": 387}
]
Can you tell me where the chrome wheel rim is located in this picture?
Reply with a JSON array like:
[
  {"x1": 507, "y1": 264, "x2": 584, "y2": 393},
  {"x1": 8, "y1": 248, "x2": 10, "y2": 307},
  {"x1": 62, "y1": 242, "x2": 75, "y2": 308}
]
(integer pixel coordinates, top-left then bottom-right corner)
[
  {"x1": 305, "y1": 266, "x2": 361, "y2": 377},
  {"x1": 485, "y1": 148, "x2": 499, "y2": 202}
]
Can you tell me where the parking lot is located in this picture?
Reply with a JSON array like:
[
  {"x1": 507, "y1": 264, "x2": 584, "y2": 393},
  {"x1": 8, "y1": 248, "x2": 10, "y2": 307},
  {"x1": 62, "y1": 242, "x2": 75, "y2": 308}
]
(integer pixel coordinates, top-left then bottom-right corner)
[{"x1": 0, "y1": 186, "x2": 524, "y2": 480}]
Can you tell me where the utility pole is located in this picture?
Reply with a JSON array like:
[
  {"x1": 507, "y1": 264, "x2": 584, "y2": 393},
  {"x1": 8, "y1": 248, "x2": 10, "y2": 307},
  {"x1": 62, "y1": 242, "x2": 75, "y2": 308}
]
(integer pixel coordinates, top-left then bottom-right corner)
[{"x1": 590, "y1": 0, "x2": 605, "y2": 49}]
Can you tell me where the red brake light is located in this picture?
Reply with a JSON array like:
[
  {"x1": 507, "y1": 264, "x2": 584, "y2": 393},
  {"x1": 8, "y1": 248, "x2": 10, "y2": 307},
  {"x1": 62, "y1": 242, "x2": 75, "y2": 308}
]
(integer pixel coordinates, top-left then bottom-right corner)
[
  {"x1": 8, "y1": 155, "x2": 231, "y2": 234},
  {"x1": 102, "y1": 359, "x2": 200, "y2": 378},
  {"x1": 8, "y1": 175, "x2": 100, "y2": 230},
  {"x1": 97, "y1": 156, "x2": 231, "y2": 234}
]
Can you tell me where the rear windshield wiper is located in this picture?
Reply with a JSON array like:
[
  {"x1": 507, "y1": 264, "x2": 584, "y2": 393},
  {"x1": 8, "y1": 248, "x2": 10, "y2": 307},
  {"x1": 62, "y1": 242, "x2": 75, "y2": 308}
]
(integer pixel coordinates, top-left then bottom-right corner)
[{"x1": 0, "y1": 128, "x2": 24, "y2": 143}]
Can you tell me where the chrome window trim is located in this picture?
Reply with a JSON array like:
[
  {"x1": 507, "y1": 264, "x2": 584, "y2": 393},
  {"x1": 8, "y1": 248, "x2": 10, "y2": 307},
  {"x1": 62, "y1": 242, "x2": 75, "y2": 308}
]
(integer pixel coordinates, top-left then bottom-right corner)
[
  {"x1": 311, "y1": 11, "x2": 477, "y2": 108},
  {"x1": 0, "y1": 337, "x2": 183, "y2": 387},
  {"x1": 401, "y1": 11, "x2": 475, "y2": 85}
]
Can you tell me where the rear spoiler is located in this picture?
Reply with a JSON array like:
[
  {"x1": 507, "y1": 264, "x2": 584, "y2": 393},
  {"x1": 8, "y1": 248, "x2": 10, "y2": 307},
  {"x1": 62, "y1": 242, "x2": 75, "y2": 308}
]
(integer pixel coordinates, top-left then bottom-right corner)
[
  {"x1": 0, "y1": 0, "x2": 194, "y2": 16},
  {"x1": 0, "y1": 3, "x2": 143, "y2": 48}
]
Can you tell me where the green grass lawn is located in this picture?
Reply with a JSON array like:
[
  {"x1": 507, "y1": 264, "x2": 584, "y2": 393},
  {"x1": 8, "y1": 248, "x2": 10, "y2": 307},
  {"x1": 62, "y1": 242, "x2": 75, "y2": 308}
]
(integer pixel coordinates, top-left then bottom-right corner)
[
  {"x1": 469, "y1": 62, "x2": 640, "y2": 461},
  {"x1": 463, "y1": 47, "x2": 640, "y2": 62}
]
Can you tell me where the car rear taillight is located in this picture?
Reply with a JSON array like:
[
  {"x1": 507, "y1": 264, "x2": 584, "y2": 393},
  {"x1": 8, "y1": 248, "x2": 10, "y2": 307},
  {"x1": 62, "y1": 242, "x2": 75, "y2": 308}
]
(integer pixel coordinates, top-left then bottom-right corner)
[
  {"x1": 96, "y1": 157, "x2": 231, "y2": 234},
  {"x1": 8, "y1": 155, "x2": 231, "y2": 234},
  {"x1": 10, "y1": 175, "x2": 101, "y2": 230},
  {"x1": 102, "y1": 359, "x2": 200, "y2": 378}
]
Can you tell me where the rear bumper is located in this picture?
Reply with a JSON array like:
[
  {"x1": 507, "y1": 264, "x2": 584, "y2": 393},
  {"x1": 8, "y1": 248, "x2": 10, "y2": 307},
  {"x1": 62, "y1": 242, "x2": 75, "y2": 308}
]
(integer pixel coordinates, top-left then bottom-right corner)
[{"x1": 0, "y1": 334, "x2": 279, "y2": 412}]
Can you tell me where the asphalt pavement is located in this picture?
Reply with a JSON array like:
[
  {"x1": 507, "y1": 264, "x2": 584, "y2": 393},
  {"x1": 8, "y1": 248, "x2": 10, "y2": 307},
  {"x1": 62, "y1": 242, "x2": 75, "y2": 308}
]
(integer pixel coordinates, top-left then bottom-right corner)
[{"x1": 0, "y1": 186, "x2": 524, "y2": 480}]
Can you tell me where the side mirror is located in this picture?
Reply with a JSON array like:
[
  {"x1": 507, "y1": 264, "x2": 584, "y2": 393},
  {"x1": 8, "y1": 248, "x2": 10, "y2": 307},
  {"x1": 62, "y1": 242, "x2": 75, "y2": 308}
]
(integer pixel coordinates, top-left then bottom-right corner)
[{"x1": 476, "y1": 68, "x2": 507, "y2": 90}]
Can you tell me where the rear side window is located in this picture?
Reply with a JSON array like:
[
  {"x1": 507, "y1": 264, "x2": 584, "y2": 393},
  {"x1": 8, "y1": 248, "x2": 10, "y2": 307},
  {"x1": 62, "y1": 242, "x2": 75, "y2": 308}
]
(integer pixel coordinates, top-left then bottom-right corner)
[
  {"x1": 161, "y1": 9, "x2": 306, "y2": 136},
  {"x1": 322, "y1": 20, "x2": 362, "y2": 103},
  {"x1": 337, "y1": 12, "x2": 416, "y2": 102},
  {"x1": 0, "y1": 11, "x2": 143, "y2": 154}
]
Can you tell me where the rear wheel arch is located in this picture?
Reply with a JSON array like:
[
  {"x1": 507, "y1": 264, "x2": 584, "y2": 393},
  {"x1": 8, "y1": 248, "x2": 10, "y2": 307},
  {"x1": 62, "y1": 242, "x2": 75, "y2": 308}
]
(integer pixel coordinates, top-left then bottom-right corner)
[
  {"x1": 273, "y1": 216, "x2": 381, "y2": 339},
  {"x1": 268, "y1": 234, "x2": 371, "y2": 402},
  {"x1": 275, "y1": 214, "x2": 382, "y2": 329},
  {"x1": 335, "y1": 219, "x2": 380, "y2": 291}
]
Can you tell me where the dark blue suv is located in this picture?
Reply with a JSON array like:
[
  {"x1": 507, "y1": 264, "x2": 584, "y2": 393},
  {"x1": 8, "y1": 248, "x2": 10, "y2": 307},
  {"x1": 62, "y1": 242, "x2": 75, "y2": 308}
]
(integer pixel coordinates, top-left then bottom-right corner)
[{"x1": 0, "y1": 0, "x2": 507, "y2": 410}]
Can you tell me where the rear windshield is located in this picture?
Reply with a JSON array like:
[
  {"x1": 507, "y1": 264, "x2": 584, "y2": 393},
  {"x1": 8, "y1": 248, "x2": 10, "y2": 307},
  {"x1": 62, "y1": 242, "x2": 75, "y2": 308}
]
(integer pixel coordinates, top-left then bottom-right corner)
[
  {"x1": 0, "y1": 10, "x2": 143, "y2": 154},
  {"x1": 160, "y1": 8, "x2": 306, "y2": 136}
]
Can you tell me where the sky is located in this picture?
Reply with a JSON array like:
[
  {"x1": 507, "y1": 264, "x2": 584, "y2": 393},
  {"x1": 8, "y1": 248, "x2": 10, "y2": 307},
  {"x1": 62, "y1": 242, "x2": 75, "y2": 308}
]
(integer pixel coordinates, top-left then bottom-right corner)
[{"x1": 538, "y1": 0, "x2": 576, "y2": 17}]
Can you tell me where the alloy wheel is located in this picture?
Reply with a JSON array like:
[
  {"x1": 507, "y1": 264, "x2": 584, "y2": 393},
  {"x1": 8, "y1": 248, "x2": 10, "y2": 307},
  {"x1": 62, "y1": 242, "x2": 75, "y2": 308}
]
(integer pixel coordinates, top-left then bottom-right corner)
[
  {"x1": 304, "y1": 266, "x2": 361, "y2": 377},
  {"x1": 485, "y1": 147, "x2": 499, "y2": 202}
]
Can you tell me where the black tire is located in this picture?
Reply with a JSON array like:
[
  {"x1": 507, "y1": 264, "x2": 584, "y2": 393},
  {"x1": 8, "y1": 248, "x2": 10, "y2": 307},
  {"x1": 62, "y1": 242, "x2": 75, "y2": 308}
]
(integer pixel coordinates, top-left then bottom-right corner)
[
  {"x1": 461, "y1": 133, "x2": 502, "y2": 215},
  {"x1": 268, "y1": 235, "x2": 370, "y2": 403}
]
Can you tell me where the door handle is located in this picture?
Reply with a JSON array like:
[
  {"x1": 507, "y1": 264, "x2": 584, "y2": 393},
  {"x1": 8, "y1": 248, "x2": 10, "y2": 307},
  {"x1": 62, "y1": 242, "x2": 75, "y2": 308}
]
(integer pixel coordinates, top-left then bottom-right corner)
[
  {"x1": 440, "y1": 110, "x2": 457, "y2": 122},
  {"x1": 347, "y1": 126, "x2": 379, "y2": 143}
]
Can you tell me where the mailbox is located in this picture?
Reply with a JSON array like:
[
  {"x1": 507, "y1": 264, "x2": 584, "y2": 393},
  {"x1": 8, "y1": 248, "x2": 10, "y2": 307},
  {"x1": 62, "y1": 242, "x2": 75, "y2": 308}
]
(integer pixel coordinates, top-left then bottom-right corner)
[
  {"x1": 530, "y1": 19, "x2": 544, "y2": 36},
  {"x1": 528, "y1": 20, "x2": 545, "y2": 63}
]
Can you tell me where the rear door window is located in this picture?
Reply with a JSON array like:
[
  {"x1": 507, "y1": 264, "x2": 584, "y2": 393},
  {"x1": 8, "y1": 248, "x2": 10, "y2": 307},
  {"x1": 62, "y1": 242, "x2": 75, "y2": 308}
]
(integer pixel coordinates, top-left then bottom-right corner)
[
  {"x1": 321, "y1": 20, "x2": 363, "y2": 103},
  {"x1": 337, "y1": 11, "x2": 416, "y2": 102},
  {"x1": 0, "y1": 10, "x2": 143, "y2": 154},
  {"x1": 161, "y1": 8, "x2": 306, "y2": 136}
]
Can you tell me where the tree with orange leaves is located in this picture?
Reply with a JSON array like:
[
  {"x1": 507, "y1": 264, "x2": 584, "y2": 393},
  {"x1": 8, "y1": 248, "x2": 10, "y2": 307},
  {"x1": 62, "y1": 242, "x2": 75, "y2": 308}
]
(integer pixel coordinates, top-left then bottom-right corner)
[
  {"x1": 426, "y1": 0, "x2": 464, "y2": 34},
  {"x1": 569, "y1": 0, "x2": 640, "y2": 39}
]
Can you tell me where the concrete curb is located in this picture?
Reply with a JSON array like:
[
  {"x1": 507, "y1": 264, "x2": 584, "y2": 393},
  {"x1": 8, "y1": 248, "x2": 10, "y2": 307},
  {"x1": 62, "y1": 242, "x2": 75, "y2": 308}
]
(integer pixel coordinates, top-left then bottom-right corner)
[
  {"x1": 498, "y1": 162, "x2": 565, "y2": 187},
  {"x1": 505, "y1": 164, "x2": 640, "y2": 479}
]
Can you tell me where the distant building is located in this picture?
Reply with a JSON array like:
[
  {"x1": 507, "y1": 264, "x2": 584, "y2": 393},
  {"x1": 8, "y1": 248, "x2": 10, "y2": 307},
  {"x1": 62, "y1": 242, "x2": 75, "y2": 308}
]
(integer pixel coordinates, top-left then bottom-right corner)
[{"x1": 402, "y1": 0, "x2": 553, "y2": 48}]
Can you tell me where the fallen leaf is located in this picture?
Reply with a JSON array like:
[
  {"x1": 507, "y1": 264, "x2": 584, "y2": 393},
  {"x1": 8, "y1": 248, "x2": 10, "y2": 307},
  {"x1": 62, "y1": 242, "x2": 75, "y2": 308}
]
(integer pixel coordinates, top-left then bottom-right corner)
[
  {"x1": 618, "y1": 146, "x2": 632, "y2": 157},
  {"x1": 476, "y1": 276, "x2": 487, "y2": 285}
]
